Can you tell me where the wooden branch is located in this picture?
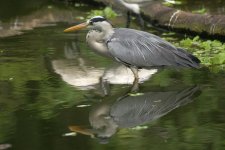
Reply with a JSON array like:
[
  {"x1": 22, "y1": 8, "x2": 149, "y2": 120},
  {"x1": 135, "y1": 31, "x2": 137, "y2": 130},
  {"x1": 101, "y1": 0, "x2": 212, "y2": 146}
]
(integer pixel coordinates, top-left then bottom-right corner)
[{"x1": 141, "y1": 2, "x2": 225, "y2": 37}]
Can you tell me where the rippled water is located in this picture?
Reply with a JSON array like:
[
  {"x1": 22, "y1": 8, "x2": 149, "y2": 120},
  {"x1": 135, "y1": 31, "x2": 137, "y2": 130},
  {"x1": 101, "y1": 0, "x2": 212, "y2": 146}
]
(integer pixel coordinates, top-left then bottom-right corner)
[{"x1": 0, "y1": 1, "x2": 225, "y2": 150}]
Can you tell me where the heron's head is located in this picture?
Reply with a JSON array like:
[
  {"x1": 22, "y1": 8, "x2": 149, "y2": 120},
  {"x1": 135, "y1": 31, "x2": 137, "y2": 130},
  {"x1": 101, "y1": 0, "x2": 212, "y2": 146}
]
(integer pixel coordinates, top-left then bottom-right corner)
[
  {"x1": 64, "y1": 16, "x2": 112, "y2": 33},
  {"x1": 69, "y1": 125, "x2": 113, "y2": 144}
]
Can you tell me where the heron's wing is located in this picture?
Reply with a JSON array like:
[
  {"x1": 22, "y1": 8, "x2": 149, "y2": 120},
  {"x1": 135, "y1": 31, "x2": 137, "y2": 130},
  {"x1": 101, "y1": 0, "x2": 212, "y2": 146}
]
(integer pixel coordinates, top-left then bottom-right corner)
[
  {"x1": 107, "y1": 28, "x2": 200, "y2": 68},
  {"x1": 110, "y1": 86, "x2": 199, "y2": 128}
]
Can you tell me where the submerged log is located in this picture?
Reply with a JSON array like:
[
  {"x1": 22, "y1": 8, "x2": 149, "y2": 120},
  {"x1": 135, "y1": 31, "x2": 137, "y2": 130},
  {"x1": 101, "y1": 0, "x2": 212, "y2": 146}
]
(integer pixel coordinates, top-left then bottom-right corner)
[{"x1": 95, "y1": 0, "x2": 225, "y2": 38}]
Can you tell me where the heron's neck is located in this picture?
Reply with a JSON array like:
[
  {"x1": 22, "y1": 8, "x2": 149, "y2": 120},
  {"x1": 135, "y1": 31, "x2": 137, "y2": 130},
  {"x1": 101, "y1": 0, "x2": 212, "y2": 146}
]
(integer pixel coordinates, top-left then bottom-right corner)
[
  {"x1": 101, "y1": 23, "x2": 114, "y2": 40},
  {"x1": 86, "y1": 24, "x2": 114, "y2": 57},
  {"x1": 115, "y1": 0, "x2": 140, "y2": 14}
]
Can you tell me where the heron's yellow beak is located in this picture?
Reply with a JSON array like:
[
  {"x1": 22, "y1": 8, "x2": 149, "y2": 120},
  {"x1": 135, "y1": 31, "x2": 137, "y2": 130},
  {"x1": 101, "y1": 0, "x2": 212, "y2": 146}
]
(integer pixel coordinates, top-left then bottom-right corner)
[
  {"x1": 64, "y1": 22, "x2": 88, "y2": 32},
  {"x1": 69, "y1": 125, "x2": 95, "y2": 137}
]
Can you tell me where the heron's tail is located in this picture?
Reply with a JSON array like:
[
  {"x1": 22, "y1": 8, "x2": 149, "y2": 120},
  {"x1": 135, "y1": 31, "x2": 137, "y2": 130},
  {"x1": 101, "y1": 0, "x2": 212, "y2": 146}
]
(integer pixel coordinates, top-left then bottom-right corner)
[{"x1": 176, "y1": 48, "x2": 201, "y2": 69}]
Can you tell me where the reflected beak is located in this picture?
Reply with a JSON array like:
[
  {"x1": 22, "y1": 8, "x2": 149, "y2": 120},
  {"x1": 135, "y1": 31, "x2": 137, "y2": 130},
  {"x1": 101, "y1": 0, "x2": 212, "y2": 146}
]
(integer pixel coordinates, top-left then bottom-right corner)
[
  {"x1": 69, "y1": 126, "x2": 95, "y2": 138},
  {"x1": 64, "y1": 22, "x2": 88, "y2": 32}
]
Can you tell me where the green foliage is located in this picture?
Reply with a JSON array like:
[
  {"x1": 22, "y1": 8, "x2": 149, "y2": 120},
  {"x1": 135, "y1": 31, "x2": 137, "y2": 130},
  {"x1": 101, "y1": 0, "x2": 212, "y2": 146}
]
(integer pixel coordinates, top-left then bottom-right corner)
[
  {"x1": 128, "y1": 93, "x2": 144, "y2": 96},
  {"x1": 179, "y1": 36, "x2": 225, "y2": 69},
  {"x1": 212, "y1": 53, "x2": 225, "y2": 65},
  {"x1": 86, "y1": 7, "x2": 118, "y2": 19},
  {"x1": 192, "y1": 7, "x2": 207, "y2": 14}
]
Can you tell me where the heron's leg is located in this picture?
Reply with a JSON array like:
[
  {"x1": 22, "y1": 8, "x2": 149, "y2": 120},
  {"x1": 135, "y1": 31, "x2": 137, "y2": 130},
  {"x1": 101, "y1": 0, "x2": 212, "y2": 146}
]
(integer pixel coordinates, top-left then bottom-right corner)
[
  {"x1": 130, "y1": 67, "x2": 139, "y2": 92},
  {"x1": 99, "y1": 77, "x2": 110, "y2": 96},
  {"x1": 136, "y1": 14, "x2": 144, "y2": 30},
  {"x1": 126, "y1": 11, "x2": 131, "y2": 28}
]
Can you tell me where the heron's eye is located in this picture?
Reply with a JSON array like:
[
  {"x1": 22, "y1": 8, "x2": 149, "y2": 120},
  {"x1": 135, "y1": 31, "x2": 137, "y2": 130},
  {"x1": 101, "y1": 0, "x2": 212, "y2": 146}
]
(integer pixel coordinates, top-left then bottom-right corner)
[{"x1": 89, "y1": 21, "x2": 93, "y2": 25}]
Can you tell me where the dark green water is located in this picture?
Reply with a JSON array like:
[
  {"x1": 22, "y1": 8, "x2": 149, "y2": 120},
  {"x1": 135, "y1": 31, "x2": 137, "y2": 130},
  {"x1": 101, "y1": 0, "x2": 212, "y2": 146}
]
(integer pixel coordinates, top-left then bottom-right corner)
[{"x1": 0, "y1": 1, "x2": 225, "y2": 150}]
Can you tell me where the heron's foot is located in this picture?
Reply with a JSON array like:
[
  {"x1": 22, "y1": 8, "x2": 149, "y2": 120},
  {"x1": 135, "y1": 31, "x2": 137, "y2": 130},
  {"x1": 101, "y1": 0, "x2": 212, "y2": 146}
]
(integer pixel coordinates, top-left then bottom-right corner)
[
  {"x1": 130, "y1": 84, "x2": 139, "y2": 93},
  {"x1": 130, "y1": 78, "x2": 139, "y2": 93}
]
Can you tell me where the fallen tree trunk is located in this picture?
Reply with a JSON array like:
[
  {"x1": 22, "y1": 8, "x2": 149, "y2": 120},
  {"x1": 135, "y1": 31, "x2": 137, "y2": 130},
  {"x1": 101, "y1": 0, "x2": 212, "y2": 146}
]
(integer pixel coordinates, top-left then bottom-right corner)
[
  {"x1": 96, "y1": 0, "x2": 225, "y2": 39},
  {"x1": 141, "y1": 2, "x2": 225, "y2": 37}
]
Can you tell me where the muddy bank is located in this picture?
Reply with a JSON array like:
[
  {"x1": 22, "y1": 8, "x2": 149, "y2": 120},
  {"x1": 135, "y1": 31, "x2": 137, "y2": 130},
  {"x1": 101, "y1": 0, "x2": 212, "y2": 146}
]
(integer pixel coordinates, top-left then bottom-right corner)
[{"x1": 0, "y1": 6, "x2": 81, "y2": 37}]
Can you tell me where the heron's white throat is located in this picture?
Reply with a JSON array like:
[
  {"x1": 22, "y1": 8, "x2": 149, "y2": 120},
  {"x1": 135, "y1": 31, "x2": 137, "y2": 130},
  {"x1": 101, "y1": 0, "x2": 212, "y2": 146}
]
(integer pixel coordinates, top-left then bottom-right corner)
[{"x1": 86, "y1": 21, "x2": 114, "y2": 57}]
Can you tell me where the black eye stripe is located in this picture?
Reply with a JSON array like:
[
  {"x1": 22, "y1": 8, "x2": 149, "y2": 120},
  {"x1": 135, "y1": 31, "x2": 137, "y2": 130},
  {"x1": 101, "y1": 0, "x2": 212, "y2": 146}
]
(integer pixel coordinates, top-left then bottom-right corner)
[{"x1": 90, "y1": 17, "x2": 106, "y2": 23}]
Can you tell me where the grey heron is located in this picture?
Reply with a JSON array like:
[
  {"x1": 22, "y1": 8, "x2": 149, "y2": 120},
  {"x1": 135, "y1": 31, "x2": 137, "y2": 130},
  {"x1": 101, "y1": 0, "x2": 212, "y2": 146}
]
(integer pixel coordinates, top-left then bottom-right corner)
[
  {"x1": 64, "y1": 16, "x2": 201, "y2": 92},
  {"x1": 68, "y1": 86, "x2": 200, "y2": 143}
]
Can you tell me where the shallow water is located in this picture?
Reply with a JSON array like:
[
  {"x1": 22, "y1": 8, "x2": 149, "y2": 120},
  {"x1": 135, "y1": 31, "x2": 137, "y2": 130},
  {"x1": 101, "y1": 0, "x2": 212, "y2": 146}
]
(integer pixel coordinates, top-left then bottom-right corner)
[{"x1": 0, "y1": 1, "x2": 225, "y2": 150}]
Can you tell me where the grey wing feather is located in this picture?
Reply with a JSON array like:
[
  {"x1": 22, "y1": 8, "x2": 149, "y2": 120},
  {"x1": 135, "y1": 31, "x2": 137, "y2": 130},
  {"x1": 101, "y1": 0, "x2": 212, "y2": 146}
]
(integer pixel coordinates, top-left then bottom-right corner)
[
  {"x1": 110, "y1": 86, "x2": 199, "y2": 128},
  {"x1": 107, "y1": 28, "x2": 200, "y2": 68}
]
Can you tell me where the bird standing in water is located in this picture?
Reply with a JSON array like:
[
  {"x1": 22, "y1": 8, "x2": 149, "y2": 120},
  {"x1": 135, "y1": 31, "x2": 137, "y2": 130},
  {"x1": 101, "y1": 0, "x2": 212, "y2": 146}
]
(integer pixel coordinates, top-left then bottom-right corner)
[{"x1": 64, "y1": 16, "x2": 200, "y2": 92}]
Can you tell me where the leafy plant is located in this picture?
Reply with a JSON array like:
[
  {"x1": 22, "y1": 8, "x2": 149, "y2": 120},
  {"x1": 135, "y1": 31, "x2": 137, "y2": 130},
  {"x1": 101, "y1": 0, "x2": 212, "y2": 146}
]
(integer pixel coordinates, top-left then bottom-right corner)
[
  {"x1": 86, "y1": 7, "x2": 118, "y2": 19},
  {"x1": 192, "y1": 7, "x2": 207, "y2": 14},
  {"x1": 211, "y1": 53, "x2": 225, "y2": 65},
  {"x1": 178, "y1": 36, "x2": 225, "y2": 69}
]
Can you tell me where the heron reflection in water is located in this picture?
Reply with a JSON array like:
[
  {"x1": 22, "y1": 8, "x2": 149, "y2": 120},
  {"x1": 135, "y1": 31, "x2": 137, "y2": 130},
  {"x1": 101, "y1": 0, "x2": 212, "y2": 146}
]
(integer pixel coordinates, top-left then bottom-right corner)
[
  {"x1": 52, "y1": 40, "x2": 157, "y2": 93},
  {"x1": 52, "y1": 40, "x2": 104, "y2": 90},
  {"x1": 68, "y1": 86, "x2": 200, "y2": 143}
]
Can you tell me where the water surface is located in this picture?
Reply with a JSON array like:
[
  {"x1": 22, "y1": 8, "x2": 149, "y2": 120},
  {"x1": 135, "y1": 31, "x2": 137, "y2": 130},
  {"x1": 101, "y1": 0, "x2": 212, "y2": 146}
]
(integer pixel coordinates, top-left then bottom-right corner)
[{"x1": 0, "y1": 1, "x2": 225, "y2": 150}]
